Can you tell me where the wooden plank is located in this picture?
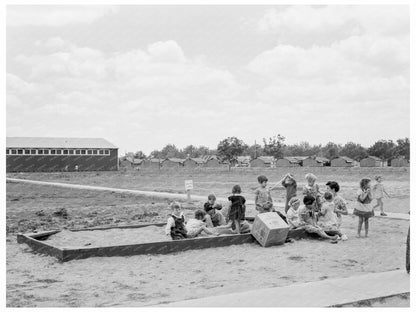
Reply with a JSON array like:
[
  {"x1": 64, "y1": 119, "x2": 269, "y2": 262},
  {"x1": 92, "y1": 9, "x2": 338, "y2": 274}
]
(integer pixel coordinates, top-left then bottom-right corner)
[
  {"x1": 61, "y1": 234, "x2": 255, "y2": 261},
  {"x1": 69, "y1": 223, "x2": 166, "y2": 232},
  {"x1": 17, "y1": 234, "x2": 64, "y2": 260}
]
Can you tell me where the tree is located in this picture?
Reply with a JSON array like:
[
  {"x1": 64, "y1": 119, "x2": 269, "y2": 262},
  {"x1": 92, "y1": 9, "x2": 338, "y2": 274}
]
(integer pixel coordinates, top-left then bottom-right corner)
[
  {"x1": 182, "y1": 145, "x2": 197, "y2": 158},
  {"x1": 321, "y1": 142, "x2": 341, "y2": 160},
  {"x1": 217, "y1": 137, "x2": 248, "y2": 168},
  {"x1": 339, "y1": 142, "x2": 368, "y2": 161},
  {"x1": 263, "y1": 134, "x2": 286, "y2": 159},
  {"x1": 134, "y1": 151, "x2": 147, "y2": 159},
  {"x1": 395, "y1": 138, "x2": 410, "y2": 160},
  {"x1": 246, "y1": 143, "x2": 264, "y2": 159},
  {"x1": 367, "y1": 140, "x2": 397, "y2": 161},
  {"x1": 149, "y1": 150, "x2": 163, "y2": 159},
  {"x1": 160, "y1": 144, "x2": 180, "y2": 158},
  {"x1": 284, "y1": 141, "x2": 321, "y2": 157}
]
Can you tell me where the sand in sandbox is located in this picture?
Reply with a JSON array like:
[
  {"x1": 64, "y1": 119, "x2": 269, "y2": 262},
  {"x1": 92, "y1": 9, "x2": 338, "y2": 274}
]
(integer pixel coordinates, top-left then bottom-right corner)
[{"x1": 45, "y1": 226, "x2": 232, "y2": 248}]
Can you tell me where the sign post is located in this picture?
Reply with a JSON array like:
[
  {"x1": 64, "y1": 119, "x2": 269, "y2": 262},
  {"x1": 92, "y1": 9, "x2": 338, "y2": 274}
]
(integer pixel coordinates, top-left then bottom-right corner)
[{"x1": 184, "y1": 180, "x2": 193, "y2": 202}]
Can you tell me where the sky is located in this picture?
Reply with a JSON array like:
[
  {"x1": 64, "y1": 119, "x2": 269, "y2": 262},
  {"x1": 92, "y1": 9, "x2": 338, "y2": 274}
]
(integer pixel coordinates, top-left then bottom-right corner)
[{"x1": 6, "y1": 5, "x2": 410, "y2": 155}]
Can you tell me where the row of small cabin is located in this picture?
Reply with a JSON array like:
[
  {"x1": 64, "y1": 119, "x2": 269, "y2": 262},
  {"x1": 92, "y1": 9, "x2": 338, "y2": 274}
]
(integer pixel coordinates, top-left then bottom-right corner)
[{"x1": 120, "y1": 155, "x2": 410, "y2": 169}]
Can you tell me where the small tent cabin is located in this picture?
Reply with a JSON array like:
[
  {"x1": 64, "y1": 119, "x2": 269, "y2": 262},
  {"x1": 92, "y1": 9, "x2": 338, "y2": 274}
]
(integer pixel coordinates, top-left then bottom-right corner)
[
  {"x1": 250, "y1": 156, "x2": 275, "y2": 168},
  {"x1": 331, "y1": 156, "x2": 354, "y2": 167},
  {"x1": 360, "y1": 156, "x2": 382, "y2": 167},
  {"x1": 391, "y1": 156, "x2": 409, "y2": 167}
]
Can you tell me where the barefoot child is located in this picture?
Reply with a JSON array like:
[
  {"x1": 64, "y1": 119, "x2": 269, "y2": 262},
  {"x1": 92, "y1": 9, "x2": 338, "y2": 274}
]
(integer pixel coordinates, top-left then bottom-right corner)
[
  {"x1": 203, "y1": 194, "x2": 226, "y2": 227},
  {"x1": 254, "y1": 175, "x2": 274, "y2": 213},
  {"x1": 373, "y1": 175, "x2": 390, "y2": 216},
  {"x1": 165, "y1": 202, "x2": 187, "y2": 240},
  {"x1": 227, "y1": 185, "x2": 246, "y2": 234},
  {"x1": 317, "y1": 192, "x2": 342, "y2": 237},
  {"x1": 186, "y1": 210, "x2": 218, "y2": 238},
  {"x1": 281, "y1": 173, "x2": 297, "y2": 213},
  {"x1": 353, "y1": 178, "x2": 374, "y2": 238}
]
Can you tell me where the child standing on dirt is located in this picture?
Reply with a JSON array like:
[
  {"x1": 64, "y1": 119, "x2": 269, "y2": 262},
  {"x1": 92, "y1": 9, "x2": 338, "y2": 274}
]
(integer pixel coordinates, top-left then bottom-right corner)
[
  {"x1": 227, "y1": 185, "x2": 246, "y2": 234},
  {"x1": 373, "y1": 175, "x2": 390, "y2": 216},
  {"x1": 203, "y1": 194, "x2": 226, "y2": 227},
  {"x1": 186, "y1": 210, "x2": 218, "y2": 238},
  {"x1": 302, "y1": 173, "x2": 323, "y2": 214},
  {"x1": 353, "y1": 178, "x2": 374, "y2": 238},
  {"x1": 254, "y1": 175, "x2": 274, "y2": 213},
  {"x1": 280, "y1": 173, "x2": 297, "y2": 213},
  {"x1": 165, "y1": 201, "x2": 188, "y2": 240}
]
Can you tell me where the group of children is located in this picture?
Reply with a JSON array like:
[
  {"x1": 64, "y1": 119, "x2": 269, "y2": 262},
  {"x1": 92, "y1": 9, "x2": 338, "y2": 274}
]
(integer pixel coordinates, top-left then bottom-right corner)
[{"x1": 165, "y1": 173, "x2": 390, "y2": 241}]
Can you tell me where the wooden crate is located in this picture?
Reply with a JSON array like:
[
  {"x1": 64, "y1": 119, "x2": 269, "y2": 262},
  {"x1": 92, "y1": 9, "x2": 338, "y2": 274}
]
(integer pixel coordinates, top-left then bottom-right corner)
[{"x1": 251, "y1": 212, "x2": 289, "y2": 247}]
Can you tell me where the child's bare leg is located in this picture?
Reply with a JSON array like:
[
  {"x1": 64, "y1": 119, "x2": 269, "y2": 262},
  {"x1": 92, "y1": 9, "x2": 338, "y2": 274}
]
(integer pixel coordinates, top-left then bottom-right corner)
[
  {"x1": 201, "y1": 226, "x2": 218, "y2": 236},
  {"x1": 204, "y1": 215, "x2": 214, "y2": 228},
  {"x1": 234, "y1": 221, "x2": 241, "y2": 234},
  {"x1": 217, "y1": 213, "x2": 226, "y2": 226},
  {"x1": 357, "y1": 216, "x2": 363, "y2": 237},
  {"x1": 364, "y1": 218, "x2": 369, "y2": 237},
  {"x1": 379, "y1": 200, "x2": 385, "y2": 214}
]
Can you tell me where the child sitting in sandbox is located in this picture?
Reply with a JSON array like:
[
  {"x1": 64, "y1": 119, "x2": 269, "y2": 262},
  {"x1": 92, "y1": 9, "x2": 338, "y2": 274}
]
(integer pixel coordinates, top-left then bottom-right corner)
[
  {"x1": 186, "y1": 210, "x2": 219, "y2": 238},
  {"x1": 204, "y1": 194, "x2": 226, "y2": 227},
  {"x1": 165, "y1": 201, "x2": 188, "y2": 240},
  {"x1": 295, "y1": 195, "x2": 340, "y2": 243}
]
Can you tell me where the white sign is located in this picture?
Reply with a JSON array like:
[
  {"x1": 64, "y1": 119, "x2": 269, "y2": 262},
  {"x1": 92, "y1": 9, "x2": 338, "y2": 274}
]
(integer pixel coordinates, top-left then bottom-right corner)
[{"x1": 185, "y1": 180, "x2": 193, "y2": 190}]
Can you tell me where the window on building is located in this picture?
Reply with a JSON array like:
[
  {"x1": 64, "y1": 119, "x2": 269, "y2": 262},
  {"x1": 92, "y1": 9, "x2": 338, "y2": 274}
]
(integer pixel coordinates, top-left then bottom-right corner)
[
  {"x1": 31, "y1": 149, "x2": 36, "y2": 155},
  {"x1": 81, "y1": 150, "x2": 86, "y2": 155},
  {"x1": 105, "y1": 150, "x2": 110, "y2": 155},
  {"x1": 24, "y1": 150, "x2": 30, "y2": 155},
  {"x1": 37, "y1": 149, "x2": 43, "y2": 155},
  {"x1": 87, "y1": 150, "x2": 93, "y2": 155},
  {"x1": 75, "y1": 150, "x2": 81, "y2": 155},
  {"x1": 99, "y1": 149, "x2": 104, "y2": 155},
  {"x1": 51, "y1": 150, "x2": 56, "y2": 155},
  {"x1": 56, "y1": 150, "x2": 62, "y2": 155},
  {"x1": 17, "y1": 149, "x2": 23, "y2": 155},
  {"x1": 6, "y1": 149, "x2": 10, "y2": 155},
  {"x1": 69, "y1": 150, "x2": 74, "y2": 155},
  {"x1": 44, "y1": 149, "x2": 50, "y2": 155},
  {"x1": 11, "y1": 149, "x2": 17, "y2": 155},
  {"x1": 63, "y1": 150, "x2": 69, "y2": 155},
  {"x1": 93, "y1": 150, "x2": 98, "y2": 155}
]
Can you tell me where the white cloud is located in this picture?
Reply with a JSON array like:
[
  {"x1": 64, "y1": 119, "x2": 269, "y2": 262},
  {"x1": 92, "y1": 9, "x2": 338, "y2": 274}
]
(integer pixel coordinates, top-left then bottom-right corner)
[
  {"x1": 258, "y1": 5, "x2": 409, "y2": 46},
  {"x1": 7, "y1": 5, "x2": 118, "y2": 27}
]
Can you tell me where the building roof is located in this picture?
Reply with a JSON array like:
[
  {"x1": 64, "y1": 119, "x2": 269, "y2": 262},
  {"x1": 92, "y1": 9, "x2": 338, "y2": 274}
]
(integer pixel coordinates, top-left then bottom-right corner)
[
  {"x1": 7, "y1": 137, "x2": 117, "y2": 149},
  {"x1": 315, "y1": 156, "x2": 330, "y2": 163},
  {"x1": 165, "y1": 158, "x2": 185, "y2": 163},
  {"x1": 283, "y1": 156, "x2": 308, "y2": 163},
  {"x1": 189, "y1": 158, "x2": 206, "y2": 164},
  {"x1": 367, "y1": 156, "x2": 382, "y2": 161},
  {"x1": 146, "y1": 158, "x2": 163, "y2": 163},
  {"x1": 252, "y1": 156, "x2": 275, "y2": 164},
  {"x1": 334, "y1": 156, "x2": 354, "y2": 163},
  {"x1": 237, "y1": 156, "x2": 251, "y2": 163}
]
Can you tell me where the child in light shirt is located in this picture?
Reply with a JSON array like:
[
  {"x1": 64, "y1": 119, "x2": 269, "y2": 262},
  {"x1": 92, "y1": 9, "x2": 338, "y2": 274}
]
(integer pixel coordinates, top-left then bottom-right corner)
[{"x1": 186, "y1": 210, "x2": 218, "y2": 238}]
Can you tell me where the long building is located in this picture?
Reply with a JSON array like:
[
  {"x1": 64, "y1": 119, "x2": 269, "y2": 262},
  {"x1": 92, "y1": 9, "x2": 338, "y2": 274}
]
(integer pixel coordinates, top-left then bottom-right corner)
[{"x1": 6, "y1": 137, "x2": 118, "y2": 172}]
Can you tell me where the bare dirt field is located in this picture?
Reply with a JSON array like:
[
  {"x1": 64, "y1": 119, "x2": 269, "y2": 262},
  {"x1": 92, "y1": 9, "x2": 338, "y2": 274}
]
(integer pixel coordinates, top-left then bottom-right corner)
[{"x1": 6, "y1": 167, "x2": 410, "y2": 307}]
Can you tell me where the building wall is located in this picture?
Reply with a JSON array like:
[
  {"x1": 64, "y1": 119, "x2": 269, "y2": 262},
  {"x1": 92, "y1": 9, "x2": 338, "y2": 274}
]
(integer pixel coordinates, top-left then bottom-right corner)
[
  {"x1": 250, "y1": 159, "x2": 267, "y2": 167},
  {"x1": 276, "y1": 159, "x2": 299, "y2": 167},
  {"x1": 161, "y1": 160, "x2": 182, "y2": 168},
  {"x1": 302, "y1": 158, "x2": 322, "y2": 167},
  {"x1": 6, "y1": 149, "x2": 118, "y2": 172},
  {"x1": 142, "y1": 160, "x2": 160, "y2": 169},
  {"x1": 183, "y1": 159, "x2": 198, "y2": 168},
  {"x1": 360, "y1": 158, "x2": 382, "y2": 167},
  {"x1": 391, "y1": 158, "x2": 410, "y2": 167},
  {"x1": 204, "y1": 159, "x2": 220, "y2": 167},
  {"x1": 330, "y1": 158, "x2": 353, "y2": 167}
]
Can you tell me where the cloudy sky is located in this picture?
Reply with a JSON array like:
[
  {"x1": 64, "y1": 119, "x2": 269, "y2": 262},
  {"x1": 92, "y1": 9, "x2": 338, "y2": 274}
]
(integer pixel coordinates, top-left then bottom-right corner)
[{"x1": 6, "y1": 5, "x2": 410, "y2": 154}]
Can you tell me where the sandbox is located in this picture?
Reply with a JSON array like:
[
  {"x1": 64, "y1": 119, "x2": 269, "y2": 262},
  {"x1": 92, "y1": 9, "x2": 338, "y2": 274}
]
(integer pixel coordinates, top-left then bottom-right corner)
[{"x1": 17, "y1": 221, "x2": 308, "y2": 262}]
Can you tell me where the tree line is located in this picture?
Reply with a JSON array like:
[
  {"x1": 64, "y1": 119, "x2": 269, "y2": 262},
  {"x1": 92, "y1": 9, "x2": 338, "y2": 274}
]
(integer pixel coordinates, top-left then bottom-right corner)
[{"x1": 130, "y1": 136, "x2": 409, "y2": 164}]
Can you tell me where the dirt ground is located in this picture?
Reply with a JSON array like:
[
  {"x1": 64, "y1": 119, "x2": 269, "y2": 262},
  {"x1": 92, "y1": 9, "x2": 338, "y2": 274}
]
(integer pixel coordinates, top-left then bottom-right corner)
[{"x1": 5, "y1": 168, "x2": 410, "y2": 307}]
